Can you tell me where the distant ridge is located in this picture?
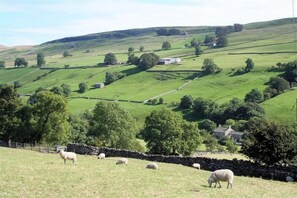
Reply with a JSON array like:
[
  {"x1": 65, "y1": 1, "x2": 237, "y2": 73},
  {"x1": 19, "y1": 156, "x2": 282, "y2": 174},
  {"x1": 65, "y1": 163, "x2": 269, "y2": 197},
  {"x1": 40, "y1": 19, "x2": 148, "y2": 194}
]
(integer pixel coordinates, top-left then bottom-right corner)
[
  {"x1": 244, "y1": 17, "x2": 297, "y2": 29},
  {"x1": 42, "y1": 26, "x2": 215, "y2": 45}
]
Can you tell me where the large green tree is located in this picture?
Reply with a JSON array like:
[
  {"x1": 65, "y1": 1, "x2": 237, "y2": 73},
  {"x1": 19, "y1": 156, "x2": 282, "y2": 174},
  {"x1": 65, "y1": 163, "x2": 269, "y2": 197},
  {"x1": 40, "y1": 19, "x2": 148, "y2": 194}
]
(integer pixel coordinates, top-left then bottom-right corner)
[
  {"x1": 0, "y1": 60, "x2": 5, "y2": 68},
  {"x1": 244, "y1": 88, "x2": 264, "y2": 103},
  {"x1": 138, "y1": 53, "x2": 159, "y2": 70},
  {"x1": 142, "y1": 108, "x2": 201, "y2": 155},
  {"x1": 241, "y1": 122, "x2": 297, "y2": 165},
  {"x1": 88, "y1": 101, "x2": 140, "y2": 150},
  {"x1": 27, "y1": 91, "x2": 70, "y2": 144},
  {"x1": 36, "y1": 52, "x2": 46, "y2": 67},
  {"x1": 0, "y1": 86, "x2": 22, "y2": 141}
]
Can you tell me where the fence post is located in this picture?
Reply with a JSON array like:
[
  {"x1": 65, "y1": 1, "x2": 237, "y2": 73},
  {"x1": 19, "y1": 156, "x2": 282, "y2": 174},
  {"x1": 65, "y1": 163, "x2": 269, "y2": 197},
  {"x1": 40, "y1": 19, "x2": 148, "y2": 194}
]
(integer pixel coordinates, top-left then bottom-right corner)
[
  {"x1": 47, "y1": 146, "x2": 50, "y2": 153},
  {"x1": 39, "y1": 144, "x2": 41, "y2": 152}
]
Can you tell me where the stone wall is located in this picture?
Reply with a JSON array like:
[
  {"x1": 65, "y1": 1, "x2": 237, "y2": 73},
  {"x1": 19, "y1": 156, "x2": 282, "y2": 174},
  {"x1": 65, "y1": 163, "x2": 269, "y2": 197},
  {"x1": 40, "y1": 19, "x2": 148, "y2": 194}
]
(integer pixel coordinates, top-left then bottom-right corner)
[{"x1": 67, "y1": 143, "x2": 297, "y2": 182}]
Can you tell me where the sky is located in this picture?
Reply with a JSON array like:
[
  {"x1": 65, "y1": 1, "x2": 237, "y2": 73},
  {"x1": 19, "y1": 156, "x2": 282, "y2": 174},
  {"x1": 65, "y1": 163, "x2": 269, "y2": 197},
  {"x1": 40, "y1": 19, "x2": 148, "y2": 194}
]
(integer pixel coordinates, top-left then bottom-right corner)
[{"x1": 0, "y1": 0, "x2": 295, "y2": 46}]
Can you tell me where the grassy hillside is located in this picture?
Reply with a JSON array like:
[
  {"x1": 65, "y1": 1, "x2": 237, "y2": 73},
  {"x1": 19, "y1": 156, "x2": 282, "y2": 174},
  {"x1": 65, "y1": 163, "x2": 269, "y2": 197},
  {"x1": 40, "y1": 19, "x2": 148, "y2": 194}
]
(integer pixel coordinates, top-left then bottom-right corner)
[
  {"x1": 0, "y1": 147, "x2": 296, "y2": 198},
  {"x1": 0, "y1": 18, "x2": 297, "y2": 125}
]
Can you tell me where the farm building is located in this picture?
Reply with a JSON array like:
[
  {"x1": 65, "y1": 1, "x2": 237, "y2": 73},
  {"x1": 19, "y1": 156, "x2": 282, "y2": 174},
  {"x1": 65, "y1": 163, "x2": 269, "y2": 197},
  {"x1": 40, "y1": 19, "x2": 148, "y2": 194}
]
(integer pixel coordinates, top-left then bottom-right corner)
[
  {"x1": 94, "y1": 83, "x2": 105, "y2": 88},
  {"x1": 158, "y1": 58, "x2": 181, "y2": 65},
  {"x1": 213, "y1": 126, "x2": 243, "y2": 144}
]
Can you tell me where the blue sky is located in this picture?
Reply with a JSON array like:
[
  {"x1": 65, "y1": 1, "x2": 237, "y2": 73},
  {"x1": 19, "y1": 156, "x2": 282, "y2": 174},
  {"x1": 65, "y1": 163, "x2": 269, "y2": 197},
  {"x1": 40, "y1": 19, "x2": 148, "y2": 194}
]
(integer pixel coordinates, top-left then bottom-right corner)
[{"x1": 0, "y1": 0, "x2": 295, "y2": 46}]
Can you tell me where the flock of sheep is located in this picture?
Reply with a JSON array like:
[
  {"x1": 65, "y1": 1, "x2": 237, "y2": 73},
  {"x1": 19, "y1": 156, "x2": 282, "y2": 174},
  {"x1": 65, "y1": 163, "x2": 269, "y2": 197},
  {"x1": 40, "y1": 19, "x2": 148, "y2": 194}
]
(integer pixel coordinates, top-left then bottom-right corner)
[
  {"x1": 58, "y1": 148, "x2": 295, "y2": 189},
  {"x1": 58, "y1": 149, "x2": 234, "y2": 188}
]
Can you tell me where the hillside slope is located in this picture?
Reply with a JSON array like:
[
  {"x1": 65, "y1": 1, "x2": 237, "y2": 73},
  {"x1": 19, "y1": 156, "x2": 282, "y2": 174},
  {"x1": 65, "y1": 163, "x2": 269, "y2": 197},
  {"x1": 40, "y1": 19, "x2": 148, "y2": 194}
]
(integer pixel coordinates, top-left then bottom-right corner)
[{"x1": 0, "y1": 18, "x2": 297, "y2": 125}]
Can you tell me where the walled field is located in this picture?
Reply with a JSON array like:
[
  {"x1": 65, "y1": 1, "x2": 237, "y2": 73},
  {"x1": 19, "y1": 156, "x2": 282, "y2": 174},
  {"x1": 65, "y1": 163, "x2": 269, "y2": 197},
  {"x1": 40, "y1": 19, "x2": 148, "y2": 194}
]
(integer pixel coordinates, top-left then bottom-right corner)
[
  {"x1": 0, "y1": 147, "x2": 296, "y2": 198},
  {"x1": 1, "y1": 19, "x2": 297, "y2": 125}
]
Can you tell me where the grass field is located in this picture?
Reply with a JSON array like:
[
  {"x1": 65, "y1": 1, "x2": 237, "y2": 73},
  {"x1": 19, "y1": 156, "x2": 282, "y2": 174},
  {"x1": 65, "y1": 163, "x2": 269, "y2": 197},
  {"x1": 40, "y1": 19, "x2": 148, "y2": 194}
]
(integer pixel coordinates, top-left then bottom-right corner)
[{"x1": 0, "y1": 147, "x2": 296, "y2": 198}]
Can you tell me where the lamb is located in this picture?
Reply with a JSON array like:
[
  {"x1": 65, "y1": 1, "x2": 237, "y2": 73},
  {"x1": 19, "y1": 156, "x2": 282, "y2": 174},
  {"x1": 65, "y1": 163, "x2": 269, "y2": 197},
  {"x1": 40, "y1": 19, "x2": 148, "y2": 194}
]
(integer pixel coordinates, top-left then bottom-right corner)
[
  {"x1": 58, "y1": 149, "x2": 77, "y2": 164},
  {"x1": 146, "y1": 162, "x2": 158, "y2": 170},
  {"x1": 192, "y1": 163, "x2": 200, "y2": 169},
  {"x1": 207, "y1": 169, "x2": 234, "y2": 189},
  {"x1": 286, "y1": 176, "x2": 294, "y2": 182},
  {"x1": 116, "y1": 158, "x2": 128, "y2": 165},
  {"x1": 98, "y1": 153, "x2": 105, "y2": 159}
]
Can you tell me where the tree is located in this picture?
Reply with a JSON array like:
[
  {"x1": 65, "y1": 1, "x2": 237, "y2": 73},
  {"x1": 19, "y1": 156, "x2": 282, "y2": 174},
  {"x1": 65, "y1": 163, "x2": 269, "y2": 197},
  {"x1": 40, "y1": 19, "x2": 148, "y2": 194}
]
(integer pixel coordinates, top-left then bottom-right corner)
[
  {"x1": 127, "y1": 53, "x2": 139, "y2": 65},
  {"x1": 68, "y1": 114, "x2": 88, "y2": 144},
  {"x1": 162, "y1": 41, "x2": 172, "y2": 50},
  {"x1": 195, "y1": 45, "x2": 203, "y2": 56},
  {"x1": 168, "y1": 28, "x2": 181, "y2": 35},
  {"x1": 203, "y1": 35, "x2": 215, "y2": 45},
  {"x1": 225, "y1": 139, "x2": 239, "y2": 153},
  {"x1": 138, "y1": 53, "x2": 159, "y2": 70},
  {"x1": 78, "y1": 82, "x2": 88, "y2": 93},
  {"x1": 128, "y1": 47, "x2": 134, "y2": 54},
  {"x1": 63, "y1": 51, "x2": 72, "y2": 57},
  {"x1": 14, "y1": 58, "x2": 28, "y2": 67},
  {"x1": 0, "y1": 60, "x2": 5, "y2": 68},
  {"x1": 104, "y1": 53, "x2": 117, "y2": 65},
  {"x1": 61, "y1": 84, "x2": 71, "y2": 97},
  {"x1": 241, "y1": 122, "x2": 297, "y2": 165},
  {"x1": 201, "y1": 58, "x2": 221, "y2": 74},
  {"x1": 179, "y1": 95, "x2": 194, "y2": 109},
  {"x1": 50, "y1": 86, "x2": 63, "y2": 95},
  {"x1": 13, "y1": 80, "x2": 21, "y2": 89},
  {"x1": 193, "y1": 97, "x2": 218, "y2": 119},
  {"x1": 26, "y1": 91, "x2": 70, "y2": 144},
  {"x1": 245, "y1": 58, "x2": 254, "y2": 72},
  {"x1": 105, "y1": 71, "x2": 125, "y2": 85},
  {"x1": 139, "y1": 46, "x2": 144, "y2": 52},
  {"x1": 244, "y1": 88, "x2": 264, "y2": 103},
  {"x1": 36, "y1": 52, "x2": 45, "y2": 67},
  {"x1": 142, "y1": 108, "x2": 201, "y2": 155},
  {"x1": 216, "y1": 36, "x2": 228, "y2": 48},
  {"x1": 283, "y1": 60, "x2": 297, "y2": 85},
  {"x1": 268, "y1": 76, "x2": 290, "y2": 93},
  {"x1": 0, "y1": 86, "x2": 22, "y2": 141},
  {"x1": 198, "y1": 119, "x2": 216, "y2": 132},
  {"x1": 88, "y1": 101, "x2": 140, "y2": 150}
]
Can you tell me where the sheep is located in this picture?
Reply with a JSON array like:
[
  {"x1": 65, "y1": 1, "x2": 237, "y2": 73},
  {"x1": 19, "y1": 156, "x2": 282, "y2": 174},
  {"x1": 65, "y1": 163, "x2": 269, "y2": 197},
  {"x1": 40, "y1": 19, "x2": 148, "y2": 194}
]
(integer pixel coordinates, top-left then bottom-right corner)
[
  {"x1": 98, "y1": 153, "x2": 105, "y2": 159},
  {"x1": 146, "y1": 162, "x2": 158, "y2": 170},
  {"x1": 116, "y1": 158, "x2": 128, "y2": 165},
  {"x1": 58, "y1": 149, "x2": 77, "y2": 164},
  {"x1": 207, "y1": 169, "x2": 234, "y2": 189},
  {"x1": 192, "y1": 163, "x2": 200, "y2": 169},
  {"x1": 286, "y1": 176, "x2": 294, "y2": 182}
]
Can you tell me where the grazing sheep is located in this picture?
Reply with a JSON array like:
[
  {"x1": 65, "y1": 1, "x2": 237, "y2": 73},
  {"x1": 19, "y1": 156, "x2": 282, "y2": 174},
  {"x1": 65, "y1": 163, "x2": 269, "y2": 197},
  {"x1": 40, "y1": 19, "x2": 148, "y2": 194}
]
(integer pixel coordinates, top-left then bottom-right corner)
[
  {"x1": 286, "y1": 176, "x2": 294, "y2": 182},
  {"x1": 58, "y1": 149, "x2": 77, "y2": 164},
  {"x1": 116, "y1": 158, "x2": 128, "y2": 165},
  {"x1": 146, "y1": 162, "x2": 158, "y2": 170},
  {"x1": 192, "y1": 163, "x2": 200, "y2": 169},
  {"x1": 207, "y1": 169, "x2": 234, "y2": 189},
  {"x1": 98, "y1": 153, "x2": 105, "y2": 159}
]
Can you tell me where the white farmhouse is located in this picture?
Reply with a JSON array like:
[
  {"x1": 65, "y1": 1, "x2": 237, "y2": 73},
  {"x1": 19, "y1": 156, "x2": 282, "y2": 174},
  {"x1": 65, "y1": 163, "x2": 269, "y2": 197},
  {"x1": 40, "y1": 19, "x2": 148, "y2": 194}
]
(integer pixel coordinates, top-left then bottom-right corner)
[{"x1": 158, "y1": 58, "x2": 181, "y2": 65}]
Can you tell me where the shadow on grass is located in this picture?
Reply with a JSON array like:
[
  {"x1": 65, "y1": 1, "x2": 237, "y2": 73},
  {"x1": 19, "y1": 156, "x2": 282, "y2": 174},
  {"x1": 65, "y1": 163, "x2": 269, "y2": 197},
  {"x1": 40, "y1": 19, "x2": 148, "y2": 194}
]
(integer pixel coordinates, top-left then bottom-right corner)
[{"x1": 121, "y1": 66, "x2": 142, "y2": 76}]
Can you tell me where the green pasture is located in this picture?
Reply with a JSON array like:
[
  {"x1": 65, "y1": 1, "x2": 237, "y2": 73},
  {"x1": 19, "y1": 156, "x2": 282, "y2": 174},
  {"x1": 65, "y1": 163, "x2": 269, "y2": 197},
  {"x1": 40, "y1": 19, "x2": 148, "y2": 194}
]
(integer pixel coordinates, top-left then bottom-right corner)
[
  {"x1": 261, "y1": 88, "x2": 297, "y2": 125},
  {"x1": 0, "y1": 147, "x2": 296, "y2": 198}
]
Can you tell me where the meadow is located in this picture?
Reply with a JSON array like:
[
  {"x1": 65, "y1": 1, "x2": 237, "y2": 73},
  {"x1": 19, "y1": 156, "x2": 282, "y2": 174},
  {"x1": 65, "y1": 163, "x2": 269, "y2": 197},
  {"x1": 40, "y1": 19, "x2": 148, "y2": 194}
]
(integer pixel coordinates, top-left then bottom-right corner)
[
  {"x1": 0, "y1": 18, "x2": 297, "y2": 125},
  {"x1": 0, "y1": 147, "x2": 296, "y2": 198}
]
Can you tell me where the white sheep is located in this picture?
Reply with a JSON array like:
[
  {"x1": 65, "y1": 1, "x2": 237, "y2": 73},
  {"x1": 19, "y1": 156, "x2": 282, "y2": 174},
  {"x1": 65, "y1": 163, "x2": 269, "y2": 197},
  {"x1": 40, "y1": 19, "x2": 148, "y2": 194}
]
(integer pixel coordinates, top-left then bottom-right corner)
[
  {"x1": 146, "y1": 162, "x2": 158, "y2": 170},
  {"x1": 192, "y1": 163, "x2": 200, "y2": 169},
  {"x1": 207, "y1": 169, "x2": 234, "y2": 189},
  {"x1": 98, "y1": 153, "x2": 105, "y2": 159},
  {"x1": 116, "y1": 158, "x2": 128, "y2": 165},
  {"x1": 58, "y1": 149, "x2": 77, "y2": 164},
  {"x1": 286, "y1": 176, "x2": 294, "y2": 182}
]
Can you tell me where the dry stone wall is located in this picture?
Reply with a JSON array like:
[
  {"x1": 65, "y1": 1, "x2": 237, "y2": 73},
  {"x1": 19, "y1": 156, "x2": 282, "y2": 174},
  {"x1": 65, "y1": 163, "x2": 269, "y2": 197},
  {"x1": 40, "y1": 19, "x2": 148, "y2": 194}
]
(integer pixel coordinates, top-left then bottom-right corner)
[{"x1": 67, "y1": 143, "x2": 296, "y2": 182}]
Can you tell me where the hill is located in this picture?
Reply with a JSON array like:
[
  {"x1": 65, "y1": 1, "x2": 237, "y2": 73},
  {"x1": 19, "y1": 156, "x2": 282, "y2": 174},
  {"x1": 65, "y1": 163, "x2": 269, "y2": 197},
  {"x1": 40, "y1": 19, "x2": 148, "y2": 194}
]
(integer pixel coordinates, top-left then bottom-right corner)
[
  {"x1": 0, "y1": 18, "x2": 297, "y2": 125},
  {"x1": 0, "y1": 147, "x2": 296, "y2": 198}
]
